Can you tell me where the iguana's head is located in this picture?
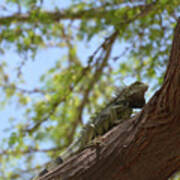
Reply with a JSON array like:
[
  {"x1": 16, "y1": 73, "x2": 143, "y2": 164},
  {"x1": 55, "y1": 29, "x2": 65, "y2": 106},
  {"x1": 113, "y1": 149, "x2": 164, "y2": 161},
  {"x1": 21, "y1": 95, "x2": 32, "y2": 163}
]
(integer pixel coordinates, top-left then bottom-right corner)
[
  {"x1": 127, "y1": 81, "x2": 148, "y2": 108},
  {"x1": 115, "y1": 81, "x2": 148, "y2": 108}
]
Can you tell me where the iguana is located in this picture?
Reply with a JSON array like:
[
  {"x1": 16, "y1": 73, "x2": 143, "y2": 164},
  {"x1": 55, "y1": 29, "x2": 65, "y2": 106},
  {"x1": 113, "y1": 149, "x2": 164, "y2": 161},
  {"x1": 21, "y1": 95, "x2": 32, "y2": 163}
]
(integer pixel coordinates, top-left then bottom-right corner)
[{"x1": 33, "y1": 81, "x2": 148, "y2": 180}]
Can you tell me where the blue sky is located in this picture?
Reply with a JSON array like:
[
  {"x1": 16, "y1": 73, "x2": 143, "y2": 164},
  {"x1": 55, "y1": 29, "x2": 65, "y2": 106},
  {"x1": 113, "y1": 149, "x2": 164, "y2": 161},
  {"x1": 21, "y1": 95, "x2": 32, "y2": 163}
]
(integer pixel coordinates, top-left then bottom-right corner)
[
  {"x1": 0, "y1": 0, "x2": 151, "y2": 139},
  {"x1": 0, "y1": 0, "x2": 157, "y2": 144},
  {"x1": 0, "y1": 1, "x2": 72, "y2": 135},
  {"x1": 0, "y1": 1, "x2": 159, "y2": 179}
]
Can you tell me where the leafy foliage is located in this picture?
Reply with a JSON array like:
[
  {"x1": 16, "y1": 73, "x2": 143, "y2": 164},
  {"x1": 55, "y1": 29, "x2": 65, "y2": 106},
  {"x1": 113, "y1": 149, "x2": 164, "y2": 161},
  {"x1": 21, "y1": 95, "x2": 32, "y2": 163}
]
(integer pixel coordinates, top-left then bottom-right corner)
[{"x1": 0, "y1": 0, "x2": 179, "y2": 179}]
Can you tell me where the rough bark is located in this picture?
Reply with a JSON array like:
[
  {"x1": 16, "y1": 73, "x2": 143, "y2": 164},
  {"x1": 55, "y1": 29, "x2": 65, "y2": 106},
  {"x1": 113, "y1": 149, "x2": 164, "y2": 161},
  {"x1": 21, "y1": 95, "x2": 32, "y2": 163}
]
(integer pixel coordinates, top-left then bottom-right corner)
[{"x1": 39, "y1": 18, "x2": 180, "y2": 180}]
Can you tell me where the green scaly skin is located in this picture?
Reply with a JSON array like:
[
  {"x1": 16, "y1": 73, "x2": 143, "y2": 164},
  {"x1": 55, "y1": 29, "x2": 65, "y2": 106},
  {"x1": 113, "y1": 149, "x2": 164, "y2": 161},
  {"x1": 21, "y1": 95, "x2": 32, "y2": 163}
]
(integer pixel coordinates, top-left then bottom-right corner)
[{"x1": 33, "y1": 81, "x2": 148, "y2": 180}]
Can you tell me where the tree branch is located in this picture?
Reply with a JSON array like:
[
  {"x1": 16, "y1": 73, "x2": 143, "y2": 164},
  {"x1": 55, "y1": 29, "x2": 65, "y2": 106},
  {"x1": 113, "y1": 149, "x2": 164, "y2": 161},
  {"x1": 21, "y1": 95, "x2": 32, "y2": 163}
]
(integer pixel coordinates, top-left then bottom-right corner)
[
  {"x1": 0, "y1": 2, "x2": 157, "y2": 25},
  {"x1": 37, "y1": 18, "x2": 180, "y2": 180}
]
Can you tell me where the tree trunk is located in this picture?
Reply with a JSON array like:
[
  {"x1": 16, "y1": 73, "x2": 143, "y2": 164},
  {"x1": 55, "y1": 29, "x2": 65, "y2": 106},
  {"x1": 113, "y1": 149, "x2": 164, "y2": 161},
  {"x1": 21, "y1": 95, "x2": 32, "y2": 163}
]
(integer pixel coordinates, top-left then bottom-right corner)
[{"x1": 39, "y1": 18, "x2": 180, "y2": 180}]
